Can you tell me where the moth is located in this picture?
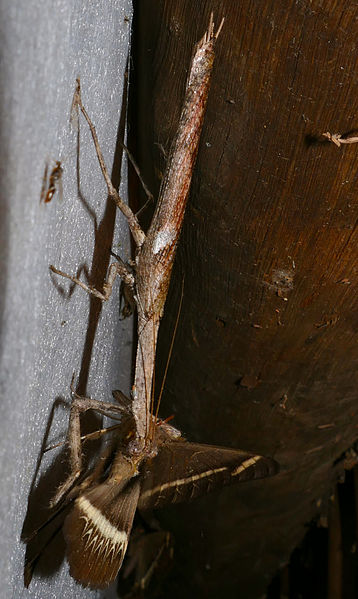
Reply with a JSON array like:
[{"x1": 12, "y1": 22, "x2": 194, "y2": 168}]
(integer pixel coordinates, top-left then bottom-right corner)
[{"x1": 25, "y1": 15, "x2": 279, "y2": 590}]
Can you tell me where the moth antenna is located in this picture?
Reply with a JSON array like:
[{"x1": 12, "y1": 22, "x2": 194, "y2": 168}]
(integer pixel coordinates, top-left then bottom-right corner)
[
  {"x1": 154, "y1": 279, "x2": 184, "y2": 426},
  {"x1": 44, "y1": 422, "x2": 124, "y2": 453},
  {"x1": 43, "y1": 439, "x2": 65, "y2": 453},
  {"x1": 157, "y1": 414, "x2": 175, "y2": 426},
  {"x1": 86, "y1": 423, "x2": 123, "y2": 439}
]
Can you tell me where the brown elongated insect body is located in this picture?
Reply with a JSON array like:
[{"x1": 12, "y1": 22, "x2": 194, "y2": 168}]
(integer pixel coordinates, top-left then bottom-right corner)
[{"x1": 26, "y1": 15, "x2": 279, "y2": 591}]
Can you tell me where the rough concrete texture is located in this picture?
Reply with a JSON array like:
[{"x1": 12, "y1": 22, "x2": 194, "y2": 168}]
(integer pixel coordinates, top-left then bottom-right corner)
[{"x1": 0, "y1": 1, "x2": 133, "y2": 597}]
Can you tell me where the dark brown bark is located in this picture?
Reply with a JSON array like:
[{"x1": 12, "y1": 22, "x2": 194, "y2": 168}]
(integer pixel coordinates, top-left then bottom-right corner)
[{"x1": 132, "y1": 1, "x2": 358, "y2": 597}]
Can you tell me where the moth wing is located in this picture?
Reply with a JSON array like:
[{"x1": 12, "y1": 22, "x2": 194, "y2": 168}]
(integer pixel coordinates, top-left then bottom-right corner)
[
  {"x1": 63, "y1": 478, "x2": 140, "y2": 589},
  {"x1": 139, "y1": 441, "x2": 278, "y2": 510}
]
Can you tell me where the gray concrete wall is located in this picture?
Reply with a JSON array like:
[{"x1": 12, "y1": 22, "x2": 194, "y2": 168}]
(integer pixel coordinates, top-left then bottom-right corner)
[{"x1": 0, "y1": 1, "x2": 133, "y2": 597}]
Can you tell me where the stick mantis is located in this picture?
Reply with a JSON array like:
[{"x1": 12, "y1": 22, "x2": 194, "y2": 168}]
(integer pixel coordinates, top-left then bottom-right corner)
[{"x1": 26, "y1": 16, "x2": 278, "y2": 589}]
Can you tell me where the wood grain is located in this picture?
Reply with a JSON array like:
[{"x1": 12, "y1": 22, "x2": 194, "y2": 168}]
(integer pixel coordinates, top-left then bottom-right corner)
[{"x1": 131, "y1": 1, "x2": 358, "y2": 597}]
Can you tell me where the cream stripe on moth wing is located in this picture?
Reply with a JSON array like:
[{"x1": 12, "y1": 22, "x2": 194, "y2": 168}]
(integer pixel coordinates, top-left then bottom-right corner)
[
  {"x1": 138, "y1": 442, "x2": 279, "y2": 510},
  {"x1": 63, "y1": 479, "x2": 140, "y2": 589},
  {"x1": 231, "y1": 455, "x2": 262, "y2": 476},
  {"x1": 77, "y1": 497, "x2": 128, "y2": 548},
  {"x1": 139, "y1": 465, "x2": 228, "y2": 507}
]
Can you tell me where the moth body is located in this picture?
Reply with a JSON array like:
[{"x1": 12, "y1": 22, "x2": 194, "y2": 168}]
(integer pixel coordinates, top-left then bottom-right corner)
[{"x1": 63, "y1": 426, "x2": 278, "y2": 588}]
